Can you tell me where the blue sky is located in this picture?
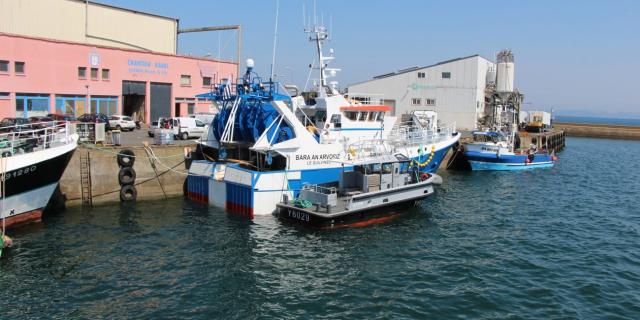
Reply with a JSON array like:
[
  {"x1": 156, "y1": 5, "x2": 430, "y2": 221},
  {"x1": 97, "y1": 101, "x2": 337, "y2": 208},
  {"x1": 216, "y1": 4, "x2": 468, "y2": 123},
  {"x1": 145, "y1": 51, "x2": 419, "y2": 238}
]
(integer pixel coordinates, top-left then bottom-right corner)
[{"x1": 100, "y1": 0, "x2": 640, "y2": 118}]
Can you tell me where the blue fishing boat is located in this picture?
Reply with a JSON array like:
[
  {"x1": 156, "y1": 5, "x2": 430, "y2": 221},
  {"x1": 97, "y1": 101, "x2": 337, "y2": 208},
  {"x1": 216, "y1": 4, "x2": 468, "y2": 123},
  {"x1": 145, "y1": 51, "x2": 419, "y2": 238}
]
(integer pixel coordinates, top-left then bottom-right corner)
[{"x1": 464, "y1": 131, "x2": 556, "y2": 171}]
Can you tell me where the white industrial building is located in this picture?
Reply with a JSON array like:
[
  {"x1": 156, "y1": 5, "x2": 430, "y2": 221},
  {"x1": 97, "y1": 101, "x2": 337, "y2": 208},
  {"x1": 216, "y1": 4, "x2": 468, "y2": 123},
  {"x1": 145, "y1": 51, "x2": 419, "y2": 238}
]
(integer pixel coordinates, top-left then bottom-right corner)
[{"x1": 346, "y1": 55, "x2": 502, "y2": 130}]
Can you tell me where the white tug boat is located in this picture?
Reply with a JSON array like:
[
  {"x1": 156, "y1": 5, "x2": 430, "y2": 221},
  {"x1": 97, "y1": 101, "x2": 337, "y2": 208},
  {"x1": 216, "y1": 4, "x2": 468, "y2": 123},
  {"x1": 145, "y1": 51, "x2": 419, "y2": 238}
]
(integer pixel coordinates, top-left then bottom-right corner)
[
  {"x1": 187, "y1": 23, "x2": 459, "y2": 217},
  {"x1": 275, "y1": 154, "x2": 442, "y2": 227},
  {"x1": 0, "y1": 121, "x2": 78, "y2": 228}
]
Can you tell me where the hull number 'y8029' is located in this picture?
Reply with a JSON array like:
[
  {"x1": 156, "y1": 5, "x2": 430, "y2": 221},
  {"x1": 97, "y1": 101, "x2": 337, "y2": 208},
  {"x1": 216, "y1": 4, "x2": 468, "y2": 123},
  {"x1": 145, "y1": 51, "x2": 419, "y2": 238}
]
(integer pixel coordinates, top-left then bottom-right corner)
[{"x1": 287, "y1": 209, "x2": 310, "y2": 222}]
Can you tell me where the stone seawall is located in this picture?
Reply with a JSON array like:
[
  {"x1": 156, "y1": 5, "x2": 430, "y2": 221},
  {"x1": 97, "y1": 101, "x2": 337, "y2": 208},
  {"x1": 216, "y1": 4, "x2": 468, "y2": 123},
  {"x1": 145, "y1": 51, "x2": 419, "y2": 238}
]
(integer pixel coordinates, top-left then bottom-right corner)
[
  {"x1": 554, "y1": 122, "x2": 640, "y2": 140},
  {"x1": 60, "y1": 144, "x2": 194, "y2": 207}
]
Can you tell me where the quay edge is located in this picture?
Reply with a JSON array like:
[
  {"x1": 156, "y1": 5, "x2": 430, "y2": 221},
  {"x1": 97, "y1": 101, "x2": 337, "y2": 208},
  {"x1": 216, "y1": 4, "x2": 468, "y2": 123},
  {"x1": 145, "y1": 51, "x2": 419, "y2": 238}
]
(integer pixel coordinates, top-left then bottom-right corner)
[{"x1": 59, "y1": 144, "x2": 192, "y2": 207}]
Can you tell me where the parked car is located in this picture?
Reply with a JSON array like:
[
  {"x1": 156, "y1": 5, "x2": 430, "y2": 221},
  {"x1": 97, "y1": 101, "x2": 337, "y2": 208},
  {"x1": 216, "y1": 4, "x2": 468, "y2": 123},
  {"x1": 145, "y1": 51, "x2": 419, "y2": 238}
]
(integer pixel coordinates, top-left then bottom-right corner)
[
  {"x1": 172, "y1": 117, "x2": 207, "y2": 140},
  {"x1": 0, "y1": 118, "x2": 32, "y2": 132},
  {"x1": 190, "y1": 112, "x2": 216, "y2": 125},
  {"x1": 108, "y1": 115, "x2": 136, "y2": 131},
  {"x1": 77, "y1": 113, "x2": 111, "y2": 130},
  {"x1": 147, "y1": 121, "x2": 159, "y2": 137},
  {"x1": 47, "y1": 113, "x2": 77, "y2": 121},
  {"x1": 28, "y1": 116, "x2": 55, "y2": 129}
]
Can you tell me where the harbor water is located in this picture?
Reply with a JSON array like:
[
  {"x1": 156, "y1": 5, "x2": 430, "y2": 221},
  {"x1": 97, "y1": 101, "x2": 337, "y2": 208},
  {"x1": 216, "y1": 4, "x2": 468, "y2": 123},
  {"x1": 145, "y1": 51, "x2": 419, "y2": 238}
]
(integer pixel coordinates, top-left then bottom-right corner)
[{"x1": 1, "y1": 137, "x2": 639, "y2": 319}]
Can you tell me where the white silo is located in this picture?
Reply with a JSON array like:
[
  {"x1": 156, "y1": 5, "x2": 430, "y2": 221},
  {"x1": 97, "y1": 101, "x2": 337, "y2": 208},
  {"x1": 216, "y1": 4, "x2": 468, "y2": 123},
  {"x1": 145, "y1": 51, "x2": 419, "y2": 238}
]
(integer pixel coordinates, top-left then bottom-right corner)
[
  {"x1": 486, "y1": 64, "x2": 497, "y2": 84},
  {"x1": 496, "y1": 50, "x2": 515, "y2": 92}
]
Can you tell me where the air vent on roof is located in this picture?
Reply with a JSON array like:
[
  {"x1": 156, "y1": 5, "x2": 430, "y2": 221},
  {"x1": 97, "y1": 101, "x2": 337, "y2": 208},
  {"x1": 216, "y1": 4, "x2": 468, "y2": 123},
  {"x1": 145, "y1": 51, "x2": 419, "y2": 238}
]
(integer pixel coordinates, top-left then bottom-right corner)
[
  {"x1": 397, "y1": 66, "x2": 420, "y2": 73},
  {"x1": 373, "y1": 72, "x2": 396, "y2": 79}
]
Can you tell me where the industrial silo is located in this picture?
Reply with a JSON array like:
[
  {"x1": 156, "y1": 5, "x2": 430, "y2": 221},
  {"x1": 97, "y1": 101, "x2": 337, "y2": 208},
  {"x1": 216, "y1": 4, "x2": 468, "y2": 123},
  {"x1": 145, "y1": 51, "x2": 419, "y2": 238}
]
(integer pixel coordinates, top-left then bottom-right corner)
[{"x1": 496, "y1": 50, "x2": 515, "y2": 93}]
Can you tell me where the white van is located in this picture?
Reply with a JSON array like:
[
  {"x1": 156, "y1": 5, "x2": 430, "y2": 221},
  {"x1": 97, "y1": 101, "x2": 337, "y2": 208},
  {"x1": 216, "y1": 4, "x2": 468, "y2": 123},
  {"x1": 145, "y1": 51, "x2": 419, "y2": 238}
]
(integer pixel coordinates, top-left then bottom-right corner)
[{"x1": 172, "y1": 117, "x2": 207, "y2": 140}]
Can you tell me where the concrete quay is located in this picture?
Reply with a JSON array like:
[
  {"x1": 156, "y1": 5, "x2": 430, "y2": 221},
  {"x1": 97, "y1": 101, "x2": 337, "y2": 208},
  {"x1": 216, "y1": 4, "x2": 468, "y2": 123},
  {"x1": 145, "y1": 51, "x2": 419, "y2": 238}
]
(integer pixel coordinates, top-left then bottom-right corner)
[
  {"x1": 554, "y1": 122, "x2": 640, "y2": 140},
  {"x1": 60, "y1": 144, "x2": 193, "y2": 207}
]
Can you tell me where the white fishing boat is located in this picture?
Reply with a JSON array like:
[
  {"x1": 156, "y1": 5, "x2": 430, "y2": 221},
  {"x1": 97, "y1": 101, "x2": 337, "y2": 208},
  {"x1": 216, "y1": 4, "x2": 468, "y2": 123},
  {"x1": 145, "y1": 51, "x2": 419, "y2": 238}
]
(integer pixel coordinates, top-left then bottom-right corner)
[
  {"x1": 0, "y1": 121, "x2": 78, "y2": 228},
  {"x1": 186, "y1": 22, "x2": 459, "y2": 217}
]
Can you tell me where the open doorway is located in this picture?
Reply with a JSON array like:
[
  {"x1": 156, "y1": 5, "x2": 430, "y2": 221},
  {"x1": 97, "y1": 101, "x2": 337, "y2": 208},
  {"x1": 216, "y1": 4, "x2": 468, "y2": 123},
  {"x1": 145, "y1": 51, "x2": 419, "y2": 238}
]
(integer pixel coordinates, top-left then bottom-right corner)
[
  {"x1": 122, "y1": 80, "x2": 146, "y2": 122},
  {"x1": 123, "y1": 94, "x2": 145, "y2": 122},
  {"x1": 174, "y1": 103, "x2": 181, "y2": 117}
]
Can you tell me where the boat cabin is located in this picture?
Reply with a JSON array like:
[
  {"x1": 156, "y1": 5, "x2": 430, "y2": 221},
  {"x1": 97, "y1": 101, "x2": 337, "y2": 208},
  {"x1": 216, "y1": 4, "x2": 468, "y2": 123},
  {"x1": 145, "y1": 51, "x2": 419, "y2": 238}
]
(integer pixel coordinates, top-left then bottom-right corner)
[
  {"x1": 338, "y1": 154, "x2": 414, "y2": 195},
  {"x1": 472, "y1": 131, "x2": 507, "y2": 143}
]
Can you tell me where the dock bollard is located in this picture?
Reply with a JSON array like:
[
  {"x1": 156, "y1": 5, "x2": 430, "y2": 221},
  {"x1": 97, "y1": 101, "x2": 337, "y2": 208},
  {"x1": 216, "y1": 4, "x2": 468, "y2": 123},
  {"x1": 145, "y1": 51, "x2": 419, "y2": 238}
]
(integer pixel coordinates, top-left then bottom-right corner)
[{"x1": 118, "y1": 149, "x2": 137, "y2": 202}]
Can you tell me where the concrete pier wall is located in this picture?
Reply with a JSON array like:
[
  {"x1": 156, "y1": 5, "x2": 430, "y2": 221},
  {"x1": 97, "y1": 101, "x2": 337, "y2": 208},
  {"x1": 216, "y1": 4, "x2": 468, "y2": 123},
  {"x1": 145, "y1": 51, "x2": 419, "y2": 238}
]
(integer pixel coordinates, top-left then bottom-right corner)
[
  {"x1": 554, "y1": 122, "x2": 640, "y2": 140},
  {"x1": 60, "y1": 144, "x2": 194, "y2": 207}
]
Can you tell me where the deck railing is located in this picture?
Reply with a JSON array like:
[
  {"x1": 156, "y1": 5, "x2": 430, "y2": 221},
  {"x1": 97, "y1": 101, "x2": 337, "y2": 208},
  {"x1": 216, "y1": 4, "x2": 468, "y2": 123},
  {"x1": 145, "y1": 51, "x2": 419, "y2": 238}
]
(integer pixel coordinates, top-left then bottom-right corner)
[{"x1": 0, "y1": 121, "x2": 72, "y2": 157}]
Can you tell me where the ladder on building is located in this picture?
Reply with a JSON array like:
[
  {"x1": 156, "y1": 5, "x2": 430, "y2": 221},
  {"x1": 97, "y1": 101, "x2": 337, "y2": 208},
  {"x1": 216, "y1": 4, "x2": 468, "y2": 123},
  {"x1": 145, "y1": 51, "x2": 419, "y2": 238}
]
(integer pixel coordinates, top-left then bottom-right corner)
[{"x1": 80, "y1": 152, "x2": 93, "y2": 207}]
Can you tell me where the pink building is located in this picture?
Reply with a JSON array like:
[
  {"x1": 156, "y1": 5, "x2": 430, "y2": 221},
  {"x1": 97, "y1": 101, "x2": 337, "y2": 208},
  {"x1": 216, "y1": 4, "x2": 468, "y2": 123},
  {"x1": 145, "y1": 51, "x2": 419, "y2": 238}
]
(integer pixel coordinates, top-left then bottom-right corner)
[{"x1": 0, "y1": 33, "x2": 237, "y2": 123}]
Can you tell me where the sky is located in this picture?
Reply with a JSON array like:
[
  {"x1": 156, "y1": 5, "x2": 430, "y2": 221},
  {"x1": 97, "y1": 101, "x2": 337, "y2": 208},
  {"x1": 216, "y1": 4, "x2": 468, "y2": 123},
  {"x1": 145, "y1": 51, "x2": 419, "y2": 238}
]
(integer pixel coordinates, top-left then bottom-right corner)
[{"x1": 99, "y1": 0, "x2": 640, "y2": 118}]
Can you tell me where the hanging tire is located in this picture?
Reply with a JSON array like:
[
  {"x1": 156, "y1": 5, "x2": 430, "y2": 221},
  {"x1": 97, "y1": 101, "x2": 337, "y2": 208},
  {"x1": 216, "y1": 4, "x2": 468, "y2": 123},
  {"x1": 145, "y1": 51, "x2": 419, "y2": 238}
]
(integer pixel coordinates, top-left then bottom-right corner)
[
  {"x1": 120, "y1": 185, "x2": 137, "y2": 202},
  {"x1": 118, "y1": 167, "x2": 136, "y2": 185},
  {"x1": 117, "y1": 149, "x2": 135, "y2": 167}
]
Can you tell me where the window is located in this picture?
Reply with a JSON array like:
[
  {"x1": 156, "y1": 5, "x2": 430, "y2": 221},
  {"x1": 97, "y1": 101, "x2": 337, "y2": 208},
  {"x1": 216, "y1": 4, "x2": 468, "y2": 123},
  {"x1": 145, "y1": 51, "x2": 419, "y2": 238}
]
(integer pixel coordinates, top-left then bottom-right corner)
[
  {"x1": 78, "y1": 67, "x2": 87, "y2": 78},
  {"x1": 181, "y1": 75, "x2": 191, "y2": 86},
  {"x1": 442, "y1": 72, "x2": 451, "y2": 79},
  {"x1": 90, "y1": 68, "x2": 98, "y2": 79},
  {"x1": 0, "y1": 92, "x2": 9, "y2": 100},
  {"x1": 188, "y1": 103, "x2": 195, "y2": 115},
  {"x1": 344, "y1": 111, "x2": 357, "y2": 121},
  {"x1": 202, "y1": 76, "x2": 212, "y2": 86},
  {"x1": 102, "y1": 69, "x2": 110, "y2": 80},
  {"x1": 411, "y1": 98, "x2": 422, "y2": 106},
  {"x1": 15, "y1": 94, "x2": 49, "y2": 118},
  {"x1": 426, "y1": 99, "x2": 436, "y2": 106},
  {"x1": 0, "y1": 61, "x2": 8, "y2": 72},
  {"x1": 195, "y1": 119, "x2": 205, "y2": 127},
  {"x1": 417, "y1": 72, "x2": 426, "y2": 79},
  {"x1": 55, "y1": 95, "x2": 86, "y2": 116},
  {"x1": 90, "y1": 96, "x2": 118, "y2": 116},
  {"x1": 15, "y1": 61, "x2": 25, "y2": 74}
]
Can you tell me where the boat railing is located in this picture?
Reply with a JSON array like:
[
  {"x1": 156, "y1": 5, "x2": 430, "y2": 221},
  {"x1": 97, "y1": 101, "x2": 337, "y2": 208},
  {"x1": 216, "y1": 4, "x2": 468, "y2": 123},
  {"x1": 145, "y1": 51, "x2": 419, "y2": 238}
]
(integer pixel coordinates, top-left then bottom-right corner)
[
  {"x1": 0, "y1": 121, "x2": 72, "y2": 156},
  {"x1": 302, "y1": 183, "x2": 337, "y2": 195},
  {"x1": 344, "y1": 93, "x2": 385, "y2": 106},
  {"x1": 387, "y1": 122, "x2": 457, "y2": 146}
]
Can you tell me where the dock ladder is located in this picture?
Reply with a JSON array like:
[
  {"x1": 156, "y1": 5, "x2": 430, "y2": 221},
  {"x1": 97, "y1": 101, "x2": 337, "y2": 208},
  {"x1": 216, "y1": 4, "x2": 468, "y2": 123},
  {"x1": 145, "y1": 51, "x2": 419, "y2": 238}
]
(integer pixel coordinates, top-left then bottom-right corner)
[{"x1": 80, "y1": 151, "x2": 93, "y2": 207}]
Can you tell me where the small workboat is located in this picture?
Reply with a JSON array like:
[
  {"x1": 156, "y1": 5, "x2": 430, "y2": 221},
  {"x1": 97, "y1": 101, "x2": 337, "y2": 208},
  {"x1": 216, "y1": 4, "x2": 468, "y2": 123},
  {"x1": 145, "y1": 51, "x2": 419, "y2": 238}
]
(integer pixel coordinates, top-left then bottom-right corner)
[
  {"x1": 464, "y1": 131, "x2": 557, "y2": 171},
  {"x1": 275, "y1": 154, "x2": 442, "y2": 227}
]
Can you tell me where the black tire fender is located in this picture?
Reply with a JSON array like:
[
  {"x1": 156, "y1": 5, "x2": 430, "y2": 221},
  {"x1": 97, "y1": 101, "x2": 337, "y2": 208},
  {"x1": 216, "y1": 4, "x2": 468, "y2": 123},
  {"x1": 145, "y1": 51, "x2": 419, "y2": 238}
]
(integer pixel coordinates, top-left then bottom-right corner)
[
  {"x1": 118, "y1": 167, "x2": 136, "y2": 185},
  {"x1": 117, "y1": 149, "x2": 135, "y2": 167},
  {"x1": 120, "y1": 185, "x2": 137, "y2": 202}
]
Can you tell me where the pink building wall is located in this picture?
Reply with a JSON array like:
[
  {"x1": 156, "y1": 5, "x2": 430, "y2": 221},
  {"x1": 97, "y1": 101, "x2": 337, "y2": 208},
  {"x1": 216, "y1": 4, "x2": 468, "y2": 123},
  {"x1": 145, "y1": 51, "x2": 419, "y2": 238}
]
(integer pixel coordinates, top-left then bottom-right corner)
[{"x1": 0, "y1": 33, "x2": 237, "y2": 122}]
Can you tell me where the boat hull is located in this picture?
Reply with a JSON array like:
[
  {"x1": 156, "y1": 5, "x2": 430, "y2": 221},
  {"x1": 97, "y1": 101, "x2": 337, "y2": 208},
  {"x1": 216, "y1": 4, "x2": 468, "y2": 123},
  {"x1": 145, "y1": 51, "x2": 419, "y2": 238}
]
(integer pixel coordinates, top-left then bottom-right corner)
[
  {"x1": 0, "y1": 145, "x2": 76, "y2": 229},
  {"x1": 464, "y1": 151, "x2": 554, "y2": 171},
  {"x1": 189, "y1": 136, "x2": 458, "y2": 217}
]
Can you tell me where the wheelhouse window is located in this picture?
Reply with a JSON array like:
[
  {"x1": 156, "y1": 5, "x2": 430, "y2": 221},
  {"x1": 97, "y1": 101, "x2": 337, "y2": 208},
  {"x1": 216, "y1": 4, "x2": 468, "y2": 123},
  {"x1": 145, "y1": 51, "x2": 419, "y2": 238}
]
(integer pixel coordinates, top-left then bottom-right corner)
[
  {"x1": 78, "y1": 67, "x2": 87, "y2": 78},
  {"x1": 102, "y1": 68, "x2": 110, "y2": 80},
  {"x1": 426, "y1": 99, "x2": 436, "y2": 106},
  {"x1": 411, "y1": 98, "x2": 422, "y2": 106},
  {"x1": 14, "y1": 61, "x2": 25, "y2": 74},
  {"x1": 0, "y1": 60, "x2": 8, "y2": 72},
  {"x1": 344, "y1": 111, "x2": 357, "y2": 121},
  {"x1": 90, "y1": 67, "x2": 98, "y2": 79},
  {"x1": 181, "y1": 75, "x2": 191, "y2": 86},
  {"x1": 442, "y1": 72, "x2": 451, "y2": 79}
]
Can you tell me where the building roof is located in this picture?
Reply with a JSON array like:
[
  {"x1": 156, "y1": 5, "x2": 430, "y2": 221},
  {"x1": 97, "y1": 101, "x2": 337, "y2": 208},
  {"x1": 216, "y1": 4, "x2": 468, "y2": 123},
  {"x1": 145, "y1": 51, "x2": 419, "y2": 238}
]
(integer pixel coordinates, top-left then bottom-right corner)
[
  {"x1": 350, "y1": 54, "x2": 491, "y2": 87},
  {"x1": 78, "y1": 0, "x2": 178, "y2": 22},
  {"x1": 372, "y1": 54, "x2": 481, "y2": 79}
]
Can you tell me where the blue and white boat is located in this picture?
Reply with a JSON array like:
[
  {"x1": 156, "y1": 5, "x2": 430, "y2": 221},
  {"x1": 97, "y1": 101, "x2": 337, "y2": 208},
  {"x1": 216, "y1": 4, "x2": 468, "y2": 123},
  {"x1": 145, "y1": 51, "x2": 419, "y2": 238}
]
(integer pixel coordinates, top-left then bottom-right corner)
[
  {"x1": 464, "y1": 131, "x2": 556, "y2": 171},
  {"x1": 187, "y1": 23, "x2": 459, "y2": 217}
]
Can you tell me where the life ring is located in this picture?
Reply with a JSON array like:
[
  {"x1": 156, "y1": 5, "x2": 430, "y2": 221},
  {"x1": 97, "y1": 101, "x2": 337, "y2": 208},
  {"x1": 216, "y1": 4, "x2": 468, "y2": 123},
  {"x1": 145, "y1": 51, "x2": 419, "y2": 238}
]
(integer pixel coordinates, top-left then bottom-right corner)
[
  {"x1": 118, "y1": 167, "x2": 136, "y2": 185},
  {"x1": 120, "y1": 185, "x2": 137, "y2": 202},
  {"x1": 117, "y1": 149, "x2": 135, "y2": 167}
]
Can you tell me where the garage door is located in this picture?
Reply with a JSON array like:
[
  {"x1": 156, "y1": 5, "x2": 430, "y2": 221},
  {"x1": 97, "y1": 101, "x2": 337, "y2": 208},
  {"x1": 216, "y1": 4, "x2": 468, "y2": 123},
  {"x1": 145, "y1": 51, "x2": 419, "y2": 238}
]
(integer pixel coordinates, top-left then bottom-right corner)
[{"x1": 150, "y1": 82, "x2": 172, "y2": 121}]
